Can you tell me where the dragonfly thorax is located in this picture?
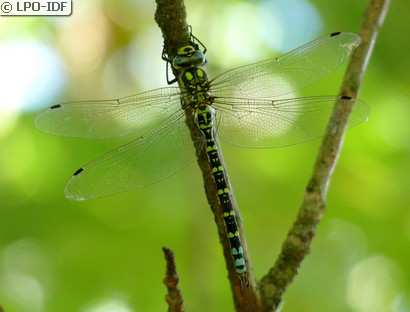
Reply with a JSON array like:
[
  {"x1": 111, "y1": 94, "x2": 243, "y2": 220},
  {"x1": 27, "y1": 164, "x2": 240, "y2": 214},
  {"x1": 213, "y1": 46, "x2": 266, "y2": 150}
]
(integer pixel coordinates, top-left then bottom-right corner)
[
  {"x1": 172, "y1": 45, "x2": 206, "y2": 70},
  {"x1": 179, "y1": 67, "x2": 214, "y2": 109}
]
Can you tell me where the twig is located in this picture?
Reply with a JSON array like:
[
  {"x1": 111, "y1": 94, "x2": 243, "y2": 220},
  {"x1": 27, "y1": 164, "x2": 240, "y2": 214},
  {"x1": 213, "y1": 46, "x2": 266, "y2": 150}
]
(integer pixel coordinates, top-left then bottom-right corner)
[
  {"x1": 258, "y1": 0, "x2": 390, "y2": 310},
  {"x1": 163, "y1": 247, "x2": 185, "y2": 312}
]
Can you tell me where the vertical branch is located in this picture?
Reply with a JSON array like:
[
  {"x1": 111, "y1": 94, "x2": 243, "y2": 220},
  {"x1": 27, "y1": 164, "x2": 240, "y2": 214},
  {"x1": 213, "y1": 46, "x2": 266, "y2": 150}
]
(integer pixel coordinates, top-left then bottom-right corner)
[
  {"x1": 258, "y1": 0, "x2": 390, "y2": 310},
  {"x1": 154, "y1": 0, "x2": 190, "y2": 58},
  {"x1": 155, "y1": 1, "x2": 260, "y2": 310}
]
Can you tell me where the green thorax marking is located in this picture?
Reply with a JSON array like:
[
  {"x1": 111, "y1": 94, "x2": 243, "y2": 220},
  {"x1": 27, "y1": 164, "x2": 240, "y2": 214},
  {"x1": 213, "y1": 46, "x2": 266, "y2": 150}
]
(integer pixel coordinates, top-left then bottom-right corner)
[{"x1": 179, "y1": 67, "x2": 213, "y2": 109}]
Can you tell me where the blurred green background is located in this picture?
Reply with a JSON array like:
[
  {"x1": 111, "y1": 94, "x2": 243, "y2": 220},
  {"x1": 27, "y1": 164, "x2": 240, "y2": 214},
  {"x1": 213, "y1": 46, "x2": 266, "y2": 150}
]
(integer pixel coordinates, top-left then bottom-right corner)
[{"x1": 1, "y1": 0, "x2": 409, "y2": 311}]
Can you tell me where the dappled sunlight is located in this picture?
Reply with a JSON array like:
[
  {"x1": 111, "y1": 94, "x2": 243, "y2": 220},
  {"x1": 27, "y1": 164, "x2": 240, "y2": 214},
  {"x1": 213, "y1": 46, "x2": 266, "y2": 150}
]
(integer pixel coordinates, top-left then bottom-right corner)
[
  {"x1": 58, "y1": 7, "x2": 110, "y2": 76},
  {"x1": 346, "y1": 255, "x2": 406, "y2": 312},
  {"x1": 0, "y1": 111, "x2": 19, "y2": 139},
  {"x1": 0, "y1": 41, "x2": 66, "y2": 114},
  {"x1": 259, "y1": 0, "x2": 322, "y2": 52},
  {"x1": 371, "y1": 89, "x2": 410, "y2": 151},
  {"x1": 0, "y1": 272, "x2": 44, "y2": 312},
  {"x1": 80, "y1": 295, "x2": 134, "y2": 312},
  {"x1": 103, "y1": 26, "x2": 165, "y2": 98},
  {"x1": 327, "y1": 219, "x2": 368, "y2": 264},
  {"x1": 126, "y1": 26, "x2": 167, "y2": 91},
  {"x1": 0, "y1": 238, "x2": 53, "y2": 312},
  {"x1": 190, "y1": 0, "x2": 322, "y2": 67},
  {"x1": 105, "y1": 0, "x2": 155, "y2": 30}
]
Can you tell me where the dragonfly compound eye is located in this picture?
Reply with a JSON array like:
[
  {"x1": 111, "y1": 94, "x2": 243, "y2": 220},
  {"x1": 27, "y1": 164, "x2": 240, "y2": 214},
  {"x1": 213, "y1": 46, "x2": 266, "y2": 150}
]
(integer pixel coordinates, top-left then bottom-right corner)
[{"x1": 173, "y1": 48, "x2": 206, "y2": 70}]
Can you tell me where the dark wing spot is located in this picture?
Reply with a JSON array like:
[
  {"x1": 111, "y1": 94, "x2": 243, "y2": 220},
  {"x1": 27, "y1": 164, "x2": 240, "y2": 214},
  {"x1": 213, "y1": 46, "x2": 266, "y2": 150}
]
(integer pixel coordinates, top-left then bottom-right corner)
[
  {"x1": 340, "y1": 95, "x2": 352, "y2": 100},
  {"x1": 50, "y1": 104, "x2": 62, "y2": 109},
  {"x1": 330, "y1": 32, "x2": 341, "y2": 37},
  {"x1": 73, "y1": 168, "x2": 84, "y2": 176}
]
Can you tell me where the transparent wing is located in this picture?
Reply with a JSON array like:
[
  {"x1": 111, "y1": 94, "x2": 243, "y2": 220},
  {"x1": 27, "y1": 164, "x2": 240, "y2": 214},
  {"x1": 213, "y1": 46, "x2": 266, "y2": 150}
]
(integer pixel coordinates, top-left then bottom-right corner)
[
  {"x1": 214, "y1": 96, "x2": 370, "y2": 148},
  {"x1": 210, "y1": 32, "x2": 360, "y2": 99},
  {"x1": 35, "y1": 87, "x2": 182, "y2": 138},
  {"x1": 64, "y1": 114, "x2": 198, "y2": 201}
]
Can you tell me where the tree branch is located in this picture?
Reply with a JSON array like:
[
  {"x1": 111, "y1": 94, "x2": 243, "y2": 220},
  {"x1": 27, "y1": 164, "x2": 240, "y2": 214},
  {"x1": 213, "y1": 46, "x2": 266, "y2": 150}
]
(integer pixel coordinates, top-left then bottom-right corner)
[
  {"x1": 155, "y1": 0, "x2": 260, "y2": 310},
  {"x1": 258, "y1": 0, "x2": 390, "y2": 310}
]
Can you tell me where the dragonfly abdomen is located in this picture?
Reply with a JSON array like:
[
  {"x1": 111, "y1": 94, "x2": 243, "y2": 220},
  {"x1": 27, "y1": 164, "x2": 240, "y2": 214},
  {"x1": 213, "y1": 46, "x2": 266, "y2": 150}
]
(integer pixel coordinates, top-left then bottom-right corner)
[
  {"x1": 196, "y1": 103, "x2": 248, "y2": 285},
  {"x1": 177, "y1": 52, "x2": 248, "y2": 285}
]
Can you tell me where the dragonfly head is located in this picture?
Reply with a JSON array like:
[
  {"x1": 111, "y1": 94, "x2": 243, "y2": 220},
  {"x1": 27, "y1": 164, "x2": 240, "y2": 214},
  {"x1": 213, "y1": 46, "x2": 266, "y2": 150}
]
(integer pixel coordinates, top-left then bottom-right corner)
[{"x1": 172, "y1": 45, "x2": 207, "y2": 70}]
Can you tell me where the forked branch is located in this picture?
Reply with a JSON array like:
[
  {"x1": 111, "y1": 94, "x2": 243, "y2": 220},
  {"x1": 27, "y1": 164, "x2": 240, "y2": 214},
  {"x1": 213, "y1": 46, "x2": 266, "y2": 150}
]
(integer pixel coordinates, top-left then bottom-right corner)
[
  {"x1": 155, "y1": 0, "x2": 389, "y2": 311},
  {"x1": 258, "y1": 0, "x2": 390, "y2": 310}
]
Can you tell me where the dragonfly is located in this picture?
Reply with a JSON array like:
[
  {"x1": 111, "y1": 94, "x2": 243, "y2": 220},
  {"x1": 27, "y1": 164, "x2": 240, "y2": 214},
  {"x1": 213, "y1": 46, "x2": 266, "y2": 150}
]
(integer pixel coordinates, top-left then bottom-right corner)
[{"x1": 36, "y1": 31, "x2": 369, "y2": 287}]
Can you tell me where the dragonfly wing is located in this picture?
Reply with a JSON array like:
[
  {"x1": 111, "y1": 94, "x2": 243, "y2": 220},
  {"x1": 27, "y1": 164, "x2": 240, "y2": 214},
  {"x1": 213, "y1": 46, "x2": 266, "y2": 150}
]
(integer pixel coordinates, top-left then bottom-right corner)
[
  {"x1": 35, "y1": 87, "x2": 182, "y2": 138},
  {"x1": 214, "y1": 96, "x2": 370, "y2": 148},
  {"x1": 210, "y1": 32, "x2": 360, "y2": 99},
  {"x1": 65, "y1": 115, "x2": 197, "y2": 200}
]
